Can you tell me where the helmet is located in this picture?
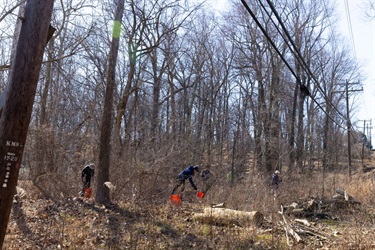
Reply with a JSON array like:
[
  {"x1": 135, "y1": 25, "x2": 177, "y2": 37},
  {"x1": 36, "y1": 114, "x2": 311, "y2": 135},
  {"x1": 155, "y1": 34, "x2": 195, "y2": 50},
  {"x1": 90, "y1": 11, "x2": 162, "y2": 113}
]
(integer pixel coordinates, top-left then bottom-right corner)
[
  {"x1": 193, "y1": 166, "x2": 200, "y2": 172},
  {"x1": 275, "y1": 170, "x2": 280, "y2": 174}
]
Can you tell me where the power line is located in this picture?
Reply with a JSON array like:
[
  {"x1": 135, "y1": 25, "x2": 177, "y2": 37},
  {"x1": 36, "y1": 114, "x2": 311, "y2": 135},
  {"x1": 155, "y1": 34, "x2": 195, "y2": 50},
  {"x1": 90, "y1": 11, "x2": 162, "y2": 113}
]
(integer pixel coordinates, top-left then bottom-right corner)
[
  {"x1": 239, "y1": 0, "x2": 348, "y2": 130},
  {"x1": 258, "y1": 0, "x2": 362, "y2": 154},
  {"x1": 259, "y1": 0, "x2": 363, "y2": 139},
  {"x1": 249, "y1": 0, "x2": 363, "y2": 176},
  {"x1": 344, "y1": 0, "x2": 357, "y2": 58},
  {"x1": 263, "y1": 0, "x2": 364, "y2": 140},
  {"x1": 238, "y1": 0, "x2": 300, "y2": 82},
  {"x1": 262, "y1": 0, "x2": 350, "y2": 126},
  {"x1": 322, "y1": 0, "x2": 337, "y2": 46}
]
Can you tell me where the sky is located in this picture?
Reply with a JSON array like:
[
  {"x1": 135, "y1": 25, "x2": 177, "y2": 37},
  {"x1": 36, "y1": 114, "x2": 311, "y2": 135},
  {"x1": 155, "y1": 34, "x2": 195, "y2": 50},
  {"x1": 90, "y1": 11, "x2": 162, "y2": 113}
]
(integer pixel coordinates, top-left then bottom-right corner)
[
  {"x1": 205, "y1": 0, "x2": 375, "y2": 142},
  {"x1": 335, "y1": 0, "x2": 375, "y2": 139}
]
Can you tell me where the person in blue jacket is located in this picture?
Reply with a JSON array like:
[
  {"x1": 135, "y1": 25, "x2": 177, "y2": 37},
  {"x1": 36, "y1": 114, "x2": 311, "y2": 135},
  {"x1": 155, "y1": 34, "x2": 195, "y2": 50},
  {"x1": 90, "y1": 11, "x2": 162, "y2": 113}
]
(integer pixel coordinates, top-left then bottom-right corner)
[
  {"x1": 171, "y1": 165, "x2": 200, "y2": 195},
  {"x1": 271, "y1": 170, "x2": 282, "y2": 197}
]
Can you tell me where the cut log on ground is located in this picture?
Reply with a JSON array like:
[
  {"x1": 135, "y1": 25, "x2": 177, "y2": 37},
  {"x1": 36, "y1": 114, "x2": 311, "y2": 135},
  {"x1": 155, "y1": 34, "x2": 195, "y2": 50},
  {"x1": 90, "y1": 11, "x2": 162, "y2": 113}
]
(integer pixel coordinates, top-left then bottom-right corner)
[
  {"x1": 335, "y1": 188, "x2": 360, "y2": 204},
  {"x1": 193, "y1": 207, "x2": 263, "y2": 227}
]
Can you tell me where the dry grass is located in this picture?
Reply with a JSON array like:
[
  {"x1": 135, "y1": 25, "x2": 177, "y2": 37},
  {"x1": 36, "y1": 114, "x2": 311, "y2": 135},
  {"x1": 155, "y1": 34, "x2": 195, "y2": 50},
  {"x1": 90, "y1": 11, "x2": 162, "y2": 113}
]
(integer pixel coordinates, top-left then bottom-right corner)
[{"x1": 3, "y1": 157, "x2": 375, "y2": 249}]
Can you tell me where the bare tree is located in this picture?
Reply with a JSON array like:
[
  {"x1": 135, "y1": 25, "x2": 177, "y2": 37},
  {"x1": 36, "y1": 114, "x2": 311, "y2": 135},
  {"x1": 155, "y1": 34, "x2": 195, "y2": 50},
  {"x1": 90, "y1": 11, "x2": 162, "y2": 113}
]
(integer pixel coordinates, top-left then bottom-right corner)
[
  {"x1": 0, "y1": 0, "x2": 365, "y2": 212},
  {"x1": 96, "y1": 0, "x2": 125, "y2": 205}
]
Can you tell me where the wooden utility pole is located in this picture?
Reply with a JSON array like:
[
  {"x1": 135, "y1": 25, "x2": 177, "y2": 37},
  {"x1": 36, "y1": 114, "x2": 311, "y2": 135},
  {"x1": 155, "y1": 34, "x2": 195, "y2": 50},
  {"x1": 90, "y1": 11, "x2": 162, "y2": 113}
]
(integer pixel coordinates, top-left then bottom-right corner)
[
  {"x1": 369, "y1": 120, "x2": 373, "y2": 150},
  {"x1": 358, "y1": 119, "x2": 372, "y2": 162},
  {"x1": 344, "y1": 80, "x2": 363, "y2": 178},
  {"x1": 0, "y1": 0, "x2": 55, "y2": 247},
  {"x1": 345, "y1": 80, "x2": 352, "y2": 177},
  {"x1": 361, "y1": 120, "x2": 366, "y2": 163}
]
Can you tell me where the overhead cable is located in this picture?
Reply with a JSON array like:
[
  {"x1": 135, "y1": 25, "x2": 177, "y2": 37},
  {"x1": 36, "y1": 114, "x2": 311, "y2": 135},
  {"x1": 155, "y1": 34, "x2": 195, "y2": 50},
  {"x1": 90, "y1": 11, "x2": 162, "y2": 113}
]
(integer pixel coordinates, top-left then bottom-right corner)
[
  {"x1": 344, "y1": 0, "x2": 357, "y2": 58},
  {"x1": 240, "y1": 0, "x2": 347, "y2": 130},
  {"x1": 263, "y1": 0, "x2": 361, "y2": 136},
  {"x1": 262, "y1": 0, "x2": 349, "y2": 124}
]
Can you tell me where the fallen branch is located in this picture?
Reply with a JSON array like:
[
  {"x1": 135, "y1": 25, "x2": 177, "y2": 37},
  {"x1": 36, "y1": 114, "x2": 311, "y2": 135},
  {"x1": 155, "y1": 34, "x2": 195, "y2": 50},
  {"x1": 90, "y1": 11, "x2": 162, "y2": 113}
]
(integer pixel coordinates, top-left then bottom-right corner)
[
  {"x1": 294, "y1": 223, "x2": 329, "y2": 240},
  {"x1": 294, "y1": 218, "x2": 311, "y2": 226},
  {"x1": 32, "y1": 172, "x2": 59, "y2": 204},
  {"x1": 279, "y1": 206, "x2": 303, "y2": 244}
]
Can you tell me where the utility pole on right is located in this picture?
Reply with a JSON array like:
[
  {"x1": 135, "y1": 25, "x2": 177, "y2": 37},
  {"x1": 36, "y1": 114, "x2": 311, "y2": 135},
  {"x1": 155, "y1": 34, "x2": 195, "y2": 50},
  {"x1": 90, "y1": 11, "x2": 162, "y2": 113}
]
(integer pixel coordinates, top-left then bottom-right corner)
[{"x1": 345, "y1": 80, "x2": 363, "y2": 178}]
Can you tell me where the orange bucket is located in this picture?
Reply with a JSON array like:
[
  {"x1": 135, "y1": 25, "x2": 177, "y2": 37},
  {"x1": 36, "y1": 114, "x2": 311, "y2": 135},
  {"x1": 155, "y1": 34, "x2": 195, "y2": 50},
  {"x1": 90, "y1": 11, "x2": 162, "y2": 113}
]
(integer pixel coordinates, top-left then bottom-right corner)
[
  {"x1": 197, "y1": 191, "x2": 205, "y2": 198},
  {"x1": 84, "y1": 188, "x2": 92, "y2": 198},
  {"x1": 170, "y1": 194, "x2": 181, "y2": 205}
]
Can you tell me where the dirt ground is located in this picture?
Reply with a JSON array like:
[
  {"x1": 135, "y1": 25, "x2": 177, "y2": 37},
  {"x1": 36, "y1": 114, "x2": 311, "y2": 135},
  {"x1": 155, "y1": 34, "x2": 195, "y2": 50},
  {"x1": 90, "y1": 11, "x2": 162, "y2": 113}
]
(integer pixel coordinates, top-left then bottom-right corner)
[{"x1": 3, "y1": 181, "x2": 375, "y2": 249}]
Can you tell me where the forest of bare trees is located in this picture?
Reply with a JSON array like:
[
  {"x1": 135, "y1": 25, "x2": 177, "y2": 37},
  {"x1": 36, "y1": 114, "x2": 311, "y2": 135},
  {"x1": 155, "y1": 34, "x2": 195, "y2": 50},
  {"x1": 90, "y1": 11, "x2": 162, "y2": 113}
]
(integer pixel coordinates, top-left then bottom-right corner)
[{"x1": 0, "y1": 0, "x2": 371, "y2": 210}]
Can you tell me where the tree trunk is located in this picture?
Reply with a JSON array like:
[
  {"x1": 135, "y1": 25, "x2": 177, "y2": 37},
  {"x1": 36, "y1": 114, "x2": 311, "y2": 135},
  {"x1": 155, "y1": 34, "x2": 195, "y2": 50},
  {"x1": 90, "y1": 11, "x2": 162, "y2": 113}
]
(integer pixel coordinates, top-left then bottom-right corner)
[
  {"x1": 322, "y1": 105, "x2": 331, "y2": 170},
  {"x1": 35, "y1": 37, "x2": 54, "y2": 176},
  {"x1": 255, "y1": 67, "x2": 265, "y2": 171},
  {"x1": 0, "y1": 0, "x2": 54, "y2": 246},
  {"x1": 296, "y1": 91, "x2": 306, "y2": 173},
  {"x1": 150, "y1": 52, "x2": 163, "y2": 146},
  {"x1": 96, "y1": 0, "x2": 125, "y2": 205},
  {"x1": 288, "y1": 81, "x2": 298, "y2": 169},
  {"x1": 115, "y1": 44, "x2": 136, "y2": 143}
]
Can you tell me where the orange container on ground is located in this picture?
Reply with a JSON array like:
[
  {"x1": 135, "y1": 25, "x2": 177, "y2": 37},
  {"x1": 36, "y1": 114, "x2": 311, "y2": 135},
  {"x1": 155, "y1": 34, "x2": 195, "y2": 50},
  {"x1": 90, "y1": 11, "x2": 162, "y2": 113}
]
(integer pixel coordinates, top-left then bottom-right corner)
[
  {"x1": 170, "y1": 194, "x2": 181, "y2": 205},
  {"x1": 196, "y1": 191, "x2": 205, "y2": 198},
  {"x1": 84, "y1": 188, "x2": 92, "y2": 198}
]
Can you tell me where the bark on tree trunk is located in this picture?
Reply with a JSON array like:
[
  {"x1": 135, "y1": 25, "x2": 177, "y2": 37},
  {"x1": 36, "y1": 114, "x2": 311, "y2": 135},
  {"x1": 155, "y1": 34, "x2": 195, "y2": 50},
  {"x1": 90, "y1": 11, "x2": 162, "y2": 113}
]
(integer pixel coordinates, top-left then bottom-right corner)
[
  {"x1": 150, "y1": 53, "x2": 162, "y2": 146},
  {"x1": 296, "y1": 91, "x2": 306, "y2": 173},
  {"x1": 322, "y1": 106, "x2": 331, "y2": 170},
  {"x1": 0, "y1": 0, "x2": 55, "y2": 246},
  {"x1": 35, "y1": 37, "x2": 54, "y2": 176},
  {"x1": 288, "y1": 81, "x2": 298, "y2": 170},
  {"x1": 96, "y1": 0, "x2": 125, "y2": 205}
]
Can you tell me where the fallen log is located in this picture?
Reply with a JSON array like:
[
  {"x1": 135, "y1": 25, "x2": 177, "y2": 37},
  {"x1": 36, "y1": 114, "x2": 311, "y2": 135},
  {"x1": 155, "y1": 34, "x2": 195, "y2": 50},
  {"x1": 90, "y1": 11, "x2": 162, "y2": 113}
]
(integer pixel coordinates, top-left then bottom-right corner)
[
  {"x1": 285, "y1": 208, "x2": 306, "y2": 218},
  {"x1": 322, "y1": 198, "x2": 360, "y2": 210},
  {"x1": 335, "y1": 188, "x2": 360, "y2": 204},
  {"x1": 193, "y1": 207, "x2": 263, "y2": 227}
]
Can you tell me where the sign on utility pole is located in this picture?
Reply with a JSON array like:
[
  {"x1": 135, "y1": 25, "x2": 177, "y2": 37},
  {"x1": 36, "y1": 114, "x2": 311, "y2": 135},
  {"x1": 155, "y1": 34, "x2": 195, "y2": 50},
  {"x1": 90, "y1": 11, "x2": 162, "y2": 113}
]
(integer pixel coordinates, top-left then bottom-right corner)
[{"x1": 0, "y1": 0, "x2": 55, "y2": 247}]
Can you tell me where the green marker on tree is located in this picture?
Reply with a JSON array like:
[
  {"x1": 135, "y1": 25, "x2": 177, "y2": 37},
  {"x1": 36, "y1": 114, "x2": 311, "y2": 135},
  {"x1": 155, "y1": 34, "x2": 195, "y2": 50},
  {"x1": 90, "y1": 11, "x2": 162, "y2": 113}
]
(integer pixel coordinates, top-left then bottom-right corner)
[{"x1": 112, "y1": 20, "x2": 121, "y2": 38}]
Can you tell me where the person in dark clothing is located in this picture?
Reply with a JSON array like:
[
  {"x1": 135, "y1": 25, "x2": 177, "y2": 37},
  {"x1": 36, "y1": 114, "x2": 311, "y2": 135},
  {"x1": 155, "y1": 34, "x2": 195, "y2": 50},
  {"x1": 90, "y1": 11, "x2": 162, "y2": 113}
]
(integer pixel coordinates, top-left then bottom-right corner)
[
  {"x1": 271, "y1": 170, "x2": 281, "y2": 197},
  {"x1": 171, "y1": 165, "x2": 200, "y2": 195},
  {"x1": 81, "y1": 163, "x2": 95, "y2": 197}
]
